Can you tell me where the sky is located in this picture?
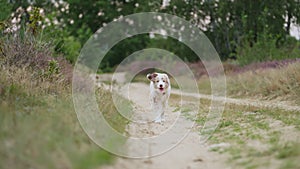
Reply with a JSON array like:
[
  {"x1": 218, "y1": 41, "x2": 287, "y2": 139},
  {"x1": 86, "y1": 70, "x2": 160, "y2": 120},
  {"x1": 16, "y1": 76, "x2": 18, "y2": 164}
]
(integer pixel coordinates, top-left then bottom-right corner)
[{"x1": 290, "y1": 23, "x2": 300, "y2": 40}]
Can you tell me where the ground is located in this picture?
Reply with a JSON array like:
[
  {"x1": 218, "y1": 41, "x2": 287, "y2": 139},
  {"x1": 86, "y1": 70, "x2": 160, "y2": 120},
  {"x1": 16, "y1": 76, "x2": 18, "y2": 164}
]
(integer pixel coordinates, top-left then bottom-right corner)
[{"x1": 97, "y1": 72, "x2": 300, "y2": 169}]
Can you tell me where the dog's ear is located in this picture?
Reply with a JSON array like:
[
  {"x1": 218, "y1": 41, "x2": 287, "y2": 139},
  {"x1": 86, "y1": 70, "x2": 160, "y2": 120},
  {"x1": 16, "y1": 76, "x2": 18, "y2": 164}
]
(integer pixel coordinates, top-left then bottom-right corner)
[
  {"x1": 147, "y1": 72, "x2": 158, "y2": 81},
  {"x1": 147, "y1": 73, "x2": 152, "y2": 80},
  {"x1": 163, "y1": 74, "x2": 170, "y2": 84}
]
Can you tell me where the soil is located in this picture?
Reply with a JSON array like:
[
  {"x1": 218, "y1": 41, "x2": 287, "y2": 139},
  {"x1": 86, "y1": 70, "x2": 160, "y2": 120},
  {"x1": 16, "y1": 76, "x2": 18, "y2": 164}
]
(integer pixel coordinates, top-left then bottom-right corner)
[{"x1": 97, "y1": 72, "x2": 300, "y2": 169}]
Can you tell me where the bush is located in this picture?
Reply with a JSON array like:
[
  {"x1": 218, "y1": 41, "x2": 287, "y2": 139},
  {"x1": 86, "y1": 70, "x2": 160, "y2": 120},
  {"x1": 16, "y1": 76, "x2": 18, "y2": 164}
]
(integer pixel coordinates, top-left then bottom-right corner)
[
  {"x1": 236, "y1": 35, "x2": 300, "y2": 66},
  {"x1": 0, "y1": 30, "x2": 74, "y2": 86},
  {"x1": 60, "y1": 36, "x2": 81, "y2": 63}
]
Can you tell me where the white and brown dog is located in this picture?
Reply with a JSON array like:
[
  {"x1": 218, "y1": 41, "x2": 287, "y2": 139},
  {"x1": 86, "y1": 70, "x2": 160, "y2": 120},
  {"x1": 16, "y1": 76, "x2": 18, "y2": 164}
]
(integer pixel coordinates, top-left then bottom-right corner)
[{"x1": 147, "y1": 72, "x2": 171, "y2": 123}]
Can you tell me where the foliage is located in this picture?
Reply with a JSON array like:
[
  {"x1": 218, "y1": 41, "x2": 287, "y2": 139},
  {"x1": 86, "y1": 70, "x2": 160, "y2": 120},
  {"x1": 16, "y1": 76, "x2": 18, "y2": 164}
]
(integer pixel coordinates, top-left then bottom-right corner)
[
  {"x1": 98, "y1": 34, "x2": 150, "y2": 72},
  {"x1": 0, "y1": 1, "x2": 12, "y2": 22},
  {"x1": 0, "y1": 23, "x2": 127, "y2": 169},
  {"x1": 237, "y1": 35, "x2": 300, "y2": 65},
  {"x1": 45, "y1": 59, "x2": 60, "y2": 78},
  {"x1": 147, "y1": 35, "x2": 199, "y2": 62},
  {"x1": 1, "y1": 0, "x2": 300, "y2": 67},
  {"x1": 28, "y1": 7, "x2": 44, "y2": 35},
  {"x1": 197, "y1": 0, "x2": 300, "y2": 61},
  {"x1": 57, "y1": 35, "x2": 81, "y2": 64}
]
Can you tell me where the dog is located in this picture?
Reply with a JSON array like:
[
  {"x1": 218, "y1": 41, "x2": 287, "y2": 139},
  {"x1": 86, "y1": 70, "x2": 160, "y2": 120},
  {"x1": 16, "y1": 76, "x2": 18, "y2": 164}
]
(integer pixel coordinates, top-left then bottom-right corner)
[{"x1": 147, "y1": 72, "x2": 171, "y2": 123}]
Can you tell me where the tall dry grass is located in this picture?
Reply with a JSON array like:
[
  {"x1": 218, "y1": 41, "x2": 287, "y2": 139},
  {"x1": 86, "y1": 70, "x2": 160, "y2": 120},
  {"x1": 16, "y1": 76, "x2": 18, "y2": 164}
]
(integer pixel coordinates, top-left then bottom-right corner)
[
  {"x1": 0, "y1": 33, "x2": 127, "y2": 169},
  {"x1": 227, "y1": 62, "x2": 300, "y2": 103},
  {"x1": 0, "y1": 62, "x2": 117, "y2": 169},
  {"x1": 196, "y1": 61, "x2": 300, "y2": 104}
]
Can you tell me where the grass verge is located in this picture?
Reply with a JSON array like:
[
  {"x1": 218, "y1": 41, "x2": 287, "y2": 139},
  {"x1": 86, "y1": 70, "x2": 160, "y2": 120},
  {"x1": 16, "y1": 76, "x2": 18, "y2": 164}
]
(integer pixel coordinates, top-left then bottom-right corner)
[
  {"x1": 197, "y1": 62, "x2": 300, "y2": 103},
  {"x1": 199, "y1": 99, "x2": 300, "y2": 169},
  {"x1": 0, "y1": 66, "x2": 128, "y2": 169}
]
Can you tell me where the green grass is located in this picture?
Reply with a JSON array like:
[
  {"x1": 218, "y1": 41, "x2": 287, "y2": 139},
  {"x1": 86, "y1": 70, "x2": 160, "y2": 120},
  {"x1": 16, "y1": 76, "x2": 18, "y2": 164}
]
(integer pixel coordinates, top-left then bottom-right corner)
[
  {"x1": 0, "y1": 92, "x2": 115, "y2": 169},
  {"x1": 0, "y1": 28, "x2": 130, "y2": 169},
  {"x1": 189, "y1": 61, "x2": 300, "y2": 168},
  {"x1": 96, "y1": 87, "x2": 131, "y2": 134},
  {"x1": 165, "y1": 59, "x2": 300, "y2": 169},
  {"x1": 187, "y1": 97, "x2": 300, "y2": 169},
  {"x1": 275, "y1": 142, "x2": 300, "y2": 159},
  {"x1": 0, "y1": 67, "x2": 128, "y2": 169}
]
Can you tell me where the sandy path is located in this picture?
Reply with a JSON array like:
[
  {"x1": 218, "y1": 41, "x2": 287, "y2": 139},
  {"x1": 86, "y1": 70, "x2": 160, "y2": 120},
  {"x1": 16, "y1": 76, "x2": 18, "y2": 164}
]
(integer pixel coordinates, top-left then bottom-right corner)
[
  {"x1": 171, "y1": 90, "x2": 300, "y2": 112},
  {"x1": 98, "y1": 73, "x2": 230, "y2": 169},
  {"x1": 97, "y1": 72, "x2": 300, "y2": 169},
  {"x1": 97, "y1": 72, "x2": 300, "y2": 112}
]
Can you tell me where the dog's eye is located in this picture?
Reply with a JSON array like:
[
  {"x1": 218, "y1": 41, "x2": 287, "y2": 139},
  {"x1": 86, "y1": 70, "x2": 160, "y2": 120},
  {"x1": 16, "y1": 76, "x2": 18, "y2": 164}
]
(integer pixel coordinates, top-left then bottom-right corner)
[
  {"x1": 156, "y1": 80, "x2": 159, "y2": 83},
  {"x1": 163, "y1": 80, "x2": 166, "y2": 82}
]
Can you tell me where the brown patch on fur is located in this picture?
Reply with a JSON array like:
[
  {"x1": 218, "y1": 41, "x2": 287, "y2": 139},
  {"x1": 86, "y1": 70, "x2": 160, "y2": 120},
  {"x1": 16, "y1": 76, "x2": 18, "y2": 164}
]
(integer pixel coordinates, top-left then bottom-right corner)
[
  {"x1": 162, "y1": 75, "x2": 169, "y2": 89},
  {"x1": 147, "y1": 72, "x2": 158, "y2": 81}
]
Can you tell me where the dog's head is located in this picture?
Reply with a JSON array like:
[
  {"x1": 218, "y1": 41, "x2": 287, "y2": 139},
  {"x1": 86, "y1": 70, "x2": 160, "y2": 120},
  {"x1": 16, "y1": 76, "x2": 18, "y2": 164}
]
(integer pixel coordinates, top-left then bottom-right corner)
[{"x1": 147, "y1": 72, "x2": 170, "y2": 92}]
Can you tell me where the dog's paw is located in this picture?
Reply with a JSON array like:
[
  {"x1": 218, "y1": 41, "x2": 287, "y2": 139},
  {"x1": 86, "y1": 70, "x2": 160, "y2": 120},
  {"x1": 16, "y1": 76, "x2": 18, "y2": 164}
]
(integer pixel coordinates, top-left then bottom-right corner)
[{"x1": 154, "y1": 118, "x2": 162, "y2": 123}]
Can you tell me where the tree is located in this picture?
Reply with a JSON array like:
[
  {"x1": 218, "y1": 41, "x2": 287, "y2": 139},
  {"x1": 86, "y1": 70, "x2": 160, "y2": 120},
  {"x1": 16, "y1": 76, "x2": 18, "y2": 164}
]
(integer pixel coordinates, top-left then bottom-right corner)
[{"x1": 3, "y1": 0, "x2": 300, "y2": 66}]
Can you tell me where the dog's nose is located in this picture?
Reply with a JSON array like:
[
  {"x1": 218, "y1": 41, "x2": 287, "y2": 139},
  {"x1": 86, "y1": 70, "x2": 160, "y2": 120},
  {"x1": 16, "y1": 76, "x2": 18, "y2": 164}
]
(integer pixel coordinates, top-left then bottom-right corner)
[{"x1": 159, "y1": 84, "x2": 163, "y2": 88}]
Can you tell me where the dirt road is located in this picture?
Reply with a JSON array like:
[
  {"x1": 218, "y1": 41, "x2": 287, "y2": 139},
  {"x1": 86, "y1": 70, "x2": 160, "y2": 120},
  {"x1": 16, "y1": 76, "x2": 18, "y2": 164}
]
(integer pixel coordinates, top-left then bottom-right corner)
[
  {"x1": 99, "y1": 73, "x2": 230, "y2": 169},
  {"x1": 98, "y1": 72, "x2": 300, "y2": 169}
]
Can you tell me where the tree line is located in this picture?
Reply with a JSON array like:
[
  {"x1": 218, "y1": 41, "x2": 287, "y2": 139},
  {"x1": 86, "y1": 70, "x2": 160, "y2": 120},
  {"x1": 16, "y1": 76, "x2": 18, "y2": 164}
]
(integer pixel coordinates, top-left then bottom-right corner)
[{"x1": 1, "y1": 0, "x2": 299, "y2": 70}]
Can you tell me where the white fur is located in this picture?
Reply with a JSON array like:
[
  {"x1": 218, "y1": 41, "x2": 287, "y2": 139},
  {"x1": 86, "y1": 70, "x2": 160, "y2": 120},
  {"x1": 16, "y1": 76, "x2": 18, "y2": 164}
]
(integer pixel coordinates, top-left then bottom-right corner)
[{"x1": 147, "y1": 72, "x2": 171, "y2": 123}]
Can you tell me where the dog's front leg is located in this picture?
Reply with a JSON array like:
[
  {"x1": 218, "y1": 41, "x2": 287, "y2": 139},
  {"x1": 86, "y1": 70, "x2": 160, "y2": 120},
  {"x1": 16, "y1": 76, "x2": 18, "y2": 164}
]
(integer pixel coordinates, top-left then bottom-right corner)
[
  {"x1": 154, "y1": 102, "x2": 164, "y2": 123},
  {"x1": 161, "y1": 99, "x2": 169, "y2": 122}
]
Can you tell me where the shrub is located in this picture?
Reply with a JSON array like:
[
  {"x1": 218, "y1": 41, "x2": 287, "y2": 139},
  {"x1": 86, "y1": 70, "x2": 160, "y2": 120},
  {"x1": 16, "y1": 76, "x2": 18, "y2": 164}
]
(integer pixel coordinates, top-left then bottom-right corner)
[{"x1": 236, "y1": 35, "x2": 300, "y2": 66}]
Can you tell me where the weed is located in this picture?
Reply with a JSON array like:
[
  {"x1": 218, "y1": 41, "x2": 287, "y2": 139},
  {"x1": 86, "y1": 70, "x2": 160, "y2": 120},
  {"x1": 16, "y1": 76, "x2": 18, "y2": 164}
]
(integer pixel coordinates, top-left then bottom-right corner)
[
  {"x1": 275, "y1": 142, "x2": 300, "y2": 159},
  {"x1": 191, "y1": 99, "x2": 300, "y2": 169}
]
